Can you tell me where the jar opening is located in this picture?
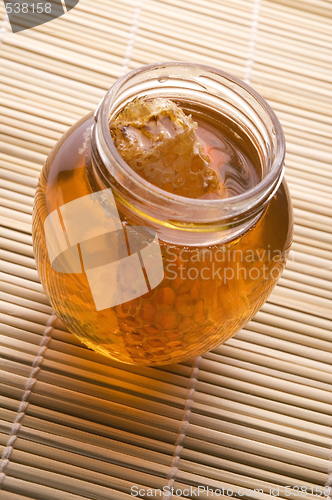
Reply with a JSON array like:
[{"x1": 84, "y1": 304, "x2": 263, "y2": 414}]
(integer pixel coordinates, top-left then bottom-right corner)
[{"x1": 91, "y1": 62, "x2": 285, "y2": 243}]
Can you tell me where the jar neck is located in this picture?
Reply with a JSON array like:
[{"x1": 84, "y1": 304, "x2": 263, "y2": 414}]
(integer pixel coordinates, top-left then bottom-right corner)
[{"x1": 87, "y1": 62, "x2": 285, "y2": 246}]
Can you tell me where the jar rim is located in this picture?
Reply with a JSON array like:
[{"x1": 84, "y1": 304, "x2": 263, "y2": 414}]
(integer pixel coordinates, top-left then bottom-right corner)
[{"x1": 95, "y1": 61, "x2": 285, "y2": 225}]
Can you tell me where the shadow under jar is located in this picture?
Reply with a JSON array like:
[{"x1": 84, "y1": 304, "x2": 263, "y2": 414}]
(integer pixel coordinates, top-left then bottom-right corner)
[{"x1": 32, "y1": 62, "x2": 293, "y2": 366}]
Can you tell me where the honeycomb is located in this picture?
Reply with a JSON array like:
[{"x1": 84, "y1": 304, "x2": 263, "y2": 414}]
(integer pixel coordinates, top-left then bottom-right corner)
[{"x1": 110, "y1": 97, "x2": 219, "y2": 198}]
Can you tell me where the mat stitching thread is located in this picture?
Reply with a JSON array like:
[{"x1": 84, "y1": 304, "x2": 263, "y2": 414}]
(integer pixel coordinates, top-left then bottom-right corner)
[
  {"x1": 0, "y1": 313, "x2": 57, "y2": 489},
  {"x1": 245, "y1": 0, "x2": 332, "y2": 492},
  {"x1": 0, "y1": 13, "x2": 9, "y2": 48},
  {"x1": 60, "y1": 0, "x2": 68, "y2": 14},
  {"x1": 162, "y1": 355, "x2": 202, "y2": 500},
  {"x1": 326, "y1": 446, "x2": 332, "y2": 500},
  {"x1": 121, "y1": 0, "x2": 144, "y2": 75},
  {"x1": 244, "y1": 0, "x2": 261, "y2": 84}
]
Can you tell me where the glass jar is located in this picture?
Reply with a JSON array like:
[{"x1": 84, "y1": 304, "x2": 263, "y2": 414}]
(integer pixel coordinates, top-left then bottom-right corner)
[{"x1": 32, "y1": 62, "x2": 293, "y2": 366}]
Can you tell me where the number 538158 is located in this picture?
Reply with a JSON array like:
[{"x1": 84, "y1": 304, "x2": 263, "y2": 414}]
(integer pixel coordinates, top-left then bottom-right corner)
[{"x1": 5, "y1": 3, "x2": 52, "y2": 14}]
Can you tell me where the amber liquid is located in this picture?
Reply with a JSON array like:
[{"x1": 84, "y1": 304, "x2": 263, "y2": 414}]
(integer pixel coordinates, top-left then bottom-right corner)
[
  {"x1": 190, "y1": 105, "x2": 261, "y2": 199},
  {"x1": 33, "y1": 106, "x2": 293, "y2": 365}
]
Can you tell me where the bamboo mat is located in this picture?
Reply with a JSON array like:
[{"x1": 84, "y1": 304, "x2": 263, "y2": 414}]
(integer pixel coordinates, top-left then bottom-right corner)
[{"x1": 1, "y1": 0, "x2": 332, "y2": 498}]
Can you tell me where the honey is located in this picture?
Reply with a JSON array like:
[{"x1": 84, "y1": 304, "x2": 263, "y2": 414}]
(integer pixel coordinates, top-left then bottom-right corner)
[{"x1": 32, "y1": 63, "x2": 293, "y2": 365}]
